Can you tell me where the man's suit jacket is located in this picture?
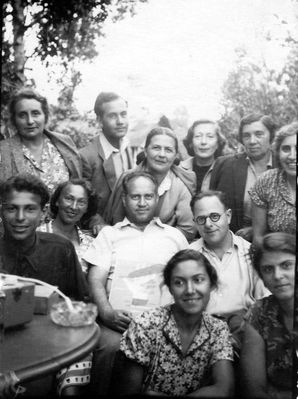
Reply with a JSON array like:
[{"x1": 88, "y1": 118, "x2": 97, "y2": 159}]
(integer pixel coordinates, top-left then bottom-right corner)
[
  {"x1": 79, "y1": 135, "x2": 135, "y2": 216},
  {"x1": 209, "y1": 152, "x2": 276, "y2": 233}
]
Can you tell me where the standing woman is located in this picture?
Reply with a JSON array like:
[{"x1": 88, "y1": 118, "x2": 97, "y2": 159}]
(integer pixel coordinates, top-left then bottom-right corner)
[
  {"x1": 116, "y1": 249, "x2": 234, "y2": 397},
  {"x1": 38, "y1": 179, "x2": 97, "y2": 274},
  {"x1": 249, "y1": 121, "x2": 297, "y2": 245},
  {"x1": 104, "y1": 127, "x2": 196, "y2": 241},
  {"x1": 241, "y1": 232, "x2": 295, "y2": 399},
  {"x1": 181, "y1": 119, "x2": 226, "y2": 193},
  {"x1": 0, "y1": 88, "x2": 82, "y2": 192}
]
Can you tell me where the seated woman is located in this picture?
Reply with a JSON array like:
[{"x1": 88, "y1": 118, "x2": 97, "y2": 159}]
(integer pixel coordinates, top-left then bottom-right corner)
[
  {"x1": 0, "y1": 88, "x2": 82, "y2": 191},
  {"x1": 250, "y1": 122, "x2": 296, "y2": 246},
  {"x1": 240, "y1": 232, "x2": 295, "y2": 399},
  {"x1": 38, "y1": 179, "x2": 97, "y2": 274},
  {"x1": 117, "y1": 249, "x2": 234, "y2": 397},
  {"x1": 104, "y1": 127, "x2": 196, "y2": 242},
  {"x1": 181, "y1": 119, "x2": 226, "y2": 193}
]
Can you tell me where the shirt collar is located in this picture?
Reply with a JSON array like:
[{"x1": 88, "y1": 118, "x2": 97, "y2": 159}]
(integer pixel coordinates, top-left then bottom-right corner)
[
  {"x1": 158, "y1": 171, "x2": 172, "y2": 196},
  {"x1": 246, "y1": 151, "x2": 273, "y2": 168},
  {"x1": 117, "y1": 216, "x2": 165, "y2": 229},
  {"x1": 99, "y1": 132, "x2": 129, "y2": 158},
  {"x1": 201, "y1": 230, "x2": 238, "y2": 256}
]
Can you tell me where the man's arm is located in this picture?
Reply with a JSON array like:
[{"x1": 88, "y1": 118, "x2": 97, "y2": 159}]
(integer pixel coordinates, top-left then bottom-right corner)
[{"x1": 88, "y1": 265, "x2": 131, "y2": 333}]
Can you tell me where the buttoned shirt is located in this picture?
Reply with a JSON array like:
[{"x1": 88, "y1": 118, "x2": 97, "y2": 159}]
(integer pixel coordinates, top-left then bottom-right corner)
[
  {"x1": 99, "y1": 133, "x2": 130, "y2": 179},
  {"x1": 38, "y1": 220, "x2": 94, "y2": 273},
  {"x1": 189, "y1": 232, "x2": 269, "y2": 317},
  {"x1": 120, "y1": 306, "x2": 233, "y2": 396},
  {"x1": 243, "y1": 152, "x2": 273, "y2": 221},
  {"x1": 83, "y1": 217, "x2": 188, "y2": 298},
  {"x1": 0, "y1": 232, "x2": 88, "y2": 300}
]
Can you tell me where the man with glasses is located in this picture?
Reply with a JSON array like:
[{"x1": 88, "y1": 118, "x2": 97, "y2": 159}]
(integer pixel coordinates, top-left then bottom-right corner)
[{"x1": 189, "y1": 190, "x2": 269, "y2": 350}]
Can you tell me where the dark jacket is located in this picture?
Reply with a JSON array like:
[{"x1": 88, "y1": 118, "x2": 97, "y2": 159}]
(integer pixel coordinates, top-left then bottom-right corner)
[
  {"x1": 80, "y1": 136, "x2": 135, "y2": 216},
  {"x1": 0, "y1": 232, "x2": 88, "y2": 301},
  {"x1": 209, "y1": 152, "x2": 276, "y2": 233},
  {"x1": 0, "y1": 129, "x2": 82, "y2": 181}
]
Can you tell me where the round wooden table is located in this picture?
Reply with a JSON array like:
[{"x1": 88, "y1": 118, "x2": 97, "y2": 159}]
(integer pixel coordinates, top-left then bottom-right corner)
[{"x1": 0, "y1": 315, "x2": 100, "y2": 383}]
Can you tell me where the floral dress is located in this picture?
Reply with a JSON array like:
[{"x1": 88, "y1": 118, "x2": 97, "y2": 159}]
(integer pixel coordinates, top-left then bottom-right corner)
[
  {"x1": 249, "y1": 169, "x2": 296, "y2": 235},
  {"x1": 245, "y1": 295, "x2": 293, "y2": 390},
  {"x1": 120, "y1": 305, "x2": 234, "y2": 396}
]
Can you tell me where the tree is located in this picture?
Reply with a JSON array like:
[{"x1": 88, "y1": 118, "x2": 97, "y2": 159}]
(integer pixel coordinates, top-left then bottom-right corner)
[
  {"x1": 1, "y1": 0, "x2": 147, "y2": 114},
  {"x1": 219, "y1": 13, "x2": 298, "y2": 148}
]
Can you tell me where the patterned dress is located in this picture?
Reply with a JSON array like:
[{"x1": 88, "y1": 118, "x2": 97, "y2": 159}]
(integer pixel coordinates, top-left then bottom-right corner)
[
  {"x1": 249, "y1": 169, "x2": 296, "y2": 235},
  {"x1": 120, "y1": 305, "x2": 234, "y2": 396},
  {"x1": 245, "y1": 295, "x2": 293, "y2": 390},
  {"x1": 22, "y1": 136, "x2": 69, "y2": 193}
]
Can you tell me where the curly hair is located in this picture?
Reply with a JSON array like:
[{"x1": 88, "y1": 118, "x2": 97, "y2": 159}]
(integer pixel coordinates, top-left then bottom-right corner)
[
  {"x1": 0, "y1": 174, "x2": 50, "y2": 208},
  {"x1": 183, "y1": 119, "x2": 226, "y2": 158},
  {"x1": 50, "y1": 179, "x2": 98, "y2": 225},
  {"x1": 163, "y1": 249, "x2": 218, "y2": 289}
]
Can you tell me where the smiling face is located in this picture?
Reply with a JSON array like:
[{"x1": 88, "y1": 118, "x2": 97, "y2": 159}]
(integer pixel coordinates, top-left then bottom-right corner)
[
  {"x1": 242, "y1": 121, "x2": 271, "y2": 161},
  {"x1": 279, "y1": 134, "x2": 296, "y2": 178},
  {"x1": 122, "y1": 176, "x2": 158, "y2": 228},
  {"x1": 55, "y1": 184, "x2": 88, "y2": 226},
  {"x1": 192, "y1": 123, "x2": 218, "y2": 164},
  {"x1": 144, "y1": 134, "x2": 177, "y2": 175},
  {"x1": 170, "y1": 259, "x2": 212, "y2": 316},
  {"x1": 193, "y1": 195, "x2": 231, "y2": 249},
  {"x1": 14, "y1": 99, "x2": 46, "y2": 141},
  {"x1": 99, "y1": 98, "x2": 128, "y2": 146},
  {"x1": 259, "y1": 251, "x2": 295, "y2": 302},
  {"x1": 1, "y1": 190, "x2": 43, "y2": 242}
]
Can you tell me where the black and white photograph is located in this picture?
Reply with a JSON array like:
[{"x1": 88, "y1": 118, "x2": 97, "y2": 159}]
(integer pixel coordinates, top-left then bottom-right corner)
[{"x1": 1, "y1": 0, "x2": 297, "y2": 397}]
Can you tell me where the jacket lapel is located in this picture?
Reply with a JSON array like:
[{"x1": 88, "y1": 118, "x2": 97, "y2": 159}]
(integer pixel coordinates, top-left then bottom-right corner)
[{"x1": 96, "y1": 139, "x2": 117, "y2": 191}]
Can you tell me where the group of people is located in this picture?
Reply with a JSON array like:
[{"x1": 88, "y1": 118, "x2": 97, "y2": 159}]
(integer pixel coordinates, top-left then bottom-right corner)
[{"x1": 0, "y1": 87, "x2": 296, "y2": 398}]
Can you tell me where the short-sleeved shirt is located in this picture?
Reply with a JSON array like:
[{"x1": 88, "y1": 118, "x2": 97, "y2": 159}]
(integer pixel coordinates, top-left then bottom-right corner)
[
  {"x1": 249, "y1": 169, "x2": 296, "y2": 235},
  {"x1": 83, "y1": 217, "x2": 188, "y2": 297},
  {"x1": 22, "y1": 136, "x2": 69, "y2": 192},
  {"x1": 0, "y1": 232, "x2": 88, "y2": 300},
  {"x1": 245, "y1": 295, "x2": 293, "y2": 390},
  {"x1": 120, "y1": 305, "x2": 234, "y2": 396}
]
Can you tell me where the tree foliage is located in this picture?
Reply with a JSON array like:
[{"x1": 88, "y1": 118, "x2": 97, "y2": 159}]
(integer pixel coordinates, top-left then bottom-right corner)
[
  {"x1": 219, "y1": 16, "x2": 298, "y2": 149},
  {"x1": 1, "y1": 0, "x2": 147, "y2": 136}
]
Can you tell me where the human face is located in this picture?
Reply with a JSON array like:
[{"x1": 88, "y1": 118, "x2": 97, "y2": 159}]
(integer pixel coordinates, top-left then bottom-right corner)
[
  {"x1": 193, "y1": 196, "x2": 231, "y2": 248},
  {"x1": 259, "y1": 251, "x2": 295, "y2": 302},
  {"x1": 1, "y1": 190, "x2": 43, "y2": 241},
  {"x1": 55, "y1": 184, "x2": 88, "y2": 225},
  {"x1": 242, "y1": 121, "x2": 271, "y2": 161},
  {"x1": 192, "y1": 123, "x2": 218, "y2": 164},
  {"x1": 170, "y1": 259, "x2": 212, "y2": 316},
  {"x1": 122, "y1": 177, "x2": 158, "y2": 227},
  {"x1": 14, "y1": 99, "x2": 46, "y2": 141},
  {"x1": 99, "y1": 98, "x2": 128, "y2": 145},
  {"x1": 144, "y1": 135, "x2": 177, "y2": 175},
  {"x1": 279, "y1": 134, "x2": 296, "y2": 178}
]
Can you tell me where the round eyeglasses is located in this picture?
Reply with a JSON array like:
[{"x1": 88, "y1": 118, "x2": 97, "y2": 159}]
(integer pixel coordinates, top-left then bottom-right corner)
[{"x1": 195, "y1": 212, "x2": 225, "y2": 225}]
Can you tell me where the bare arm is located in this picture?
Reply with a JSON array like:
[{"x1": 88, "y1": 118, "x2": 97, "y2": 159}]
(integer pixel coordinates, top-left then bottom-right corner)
[
  {"x1": 240, "y1": 323, "x2": 269, "y2": 398},
  {"x1": 251, "y1": 202, "x2": 267, "y2": 246},
  {"x1": 187, "y1": 360, "x2": 234, "y2": 398},
  {"x1": 88, "y1": 265, "x2": 131, "y2": 332}
]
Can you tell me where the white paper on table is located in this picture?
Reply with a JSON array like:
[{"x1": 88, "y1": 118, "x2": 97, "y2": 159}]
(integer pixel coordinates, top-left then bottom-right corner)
[{"x1": 108, "y1": 259, "x2": 173, "y2": 316}]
